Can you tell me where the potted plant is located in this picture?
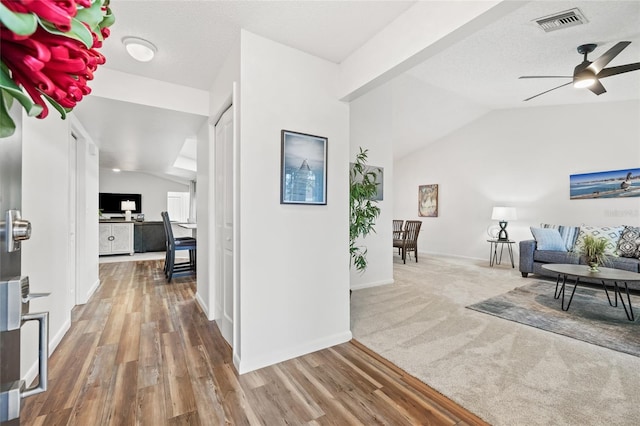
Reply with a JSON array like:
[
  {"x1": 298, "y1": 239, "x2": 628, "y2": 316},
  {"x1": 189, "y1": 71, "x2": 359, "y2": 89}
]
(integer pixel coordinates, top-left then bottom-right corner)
[
  {"x1": 349, "y1": 148, "x2": 381, "y2": 272},
  {"x1": 581, "y1": 235, "x2": 608, "y2": 272}
]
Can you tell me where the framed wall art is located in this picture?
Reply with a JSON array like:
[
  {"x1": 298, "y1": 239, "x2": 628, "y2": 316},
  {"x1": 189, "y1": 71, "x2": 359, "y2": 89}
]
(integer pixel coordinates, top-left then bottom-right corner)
[
  {"x1": 418, "y1": 184, "x2": 438, "y2": 217},
  {"x1": 280, "y1": 130, "x2": 328, "y2": 205},
  {"x1": 570, "y1": 167, "x2": 640, "y2": 199}
]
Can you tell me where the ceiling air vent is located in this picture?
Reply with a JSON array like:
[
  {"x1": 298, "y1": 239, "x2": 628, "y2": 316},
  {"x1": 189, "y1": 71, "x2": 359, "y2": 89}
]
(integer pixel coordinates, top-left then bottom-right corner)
[{"x1": 534, "y1": 8, "x2": 588, "y2": 32}]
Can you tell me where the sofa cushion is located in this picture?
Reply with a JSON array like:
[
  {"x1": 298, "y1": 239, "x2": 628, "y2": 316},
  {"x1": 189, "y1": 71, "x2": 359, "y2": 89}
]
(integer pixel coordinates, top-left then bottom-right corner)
[
  {"x1": 616, "y1": 225, "x2": 640, "y2": 258},
  {"x1": 530, "y1": 227, "x2": 567, "y2": 251},
  {"x1": 573, "y1": 225, "x2": 623, "y2": 257},
  {"x1": 534, "y1": 250, "x2": 579, "y2": 264},
  {"x1": 540, "y1": 223, "x2": 580, "y2": 251},
  {"x1": 606, "y1": 256, "x2": 640, "y2": 273}
]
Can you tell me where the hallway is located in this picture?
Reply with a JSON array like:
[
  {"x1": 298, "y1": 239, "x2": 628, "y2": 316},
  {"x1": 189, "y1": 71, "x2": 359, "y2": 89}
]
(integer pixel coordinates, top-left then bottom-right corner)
[{"x1": 21, "y1": 260, "x2": 485, "y2": 425}]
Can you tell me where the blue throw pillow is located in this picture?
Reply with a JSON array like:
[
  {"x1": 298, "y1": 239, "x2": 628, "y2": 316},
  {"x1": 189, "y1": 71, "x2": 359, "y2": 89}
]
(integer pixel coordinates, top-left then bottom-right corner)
[{"x1": 530, "y1": 227, "x2": 568, "y2": 251}]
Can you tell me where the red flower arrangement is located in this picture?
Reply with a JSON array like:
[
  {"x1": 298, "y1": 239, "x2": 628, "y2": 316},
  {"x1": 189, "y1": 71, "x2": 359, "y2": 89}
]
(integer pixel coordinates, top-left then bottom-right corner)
[{"x1": 0, "y1": 0, "x2": 114, "y2": 137}]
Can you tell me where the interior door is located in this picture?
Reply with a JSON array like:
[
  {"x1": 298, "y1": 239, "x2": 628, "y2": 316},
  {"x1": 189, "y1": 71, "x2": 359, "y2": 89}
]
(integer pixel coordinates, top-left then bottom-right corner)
[{"x1": 214, "y1": 106, "x2": 234, "y2": 347}]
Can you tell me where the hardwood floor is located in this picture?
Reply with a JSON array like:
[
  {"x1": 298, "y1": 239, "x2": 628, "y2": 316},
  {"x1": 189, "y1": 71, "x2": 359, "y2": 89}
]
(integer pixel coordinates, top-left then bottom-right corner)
[{"x1": 21, "y1": 260, "x2": 488, "y2": 425}]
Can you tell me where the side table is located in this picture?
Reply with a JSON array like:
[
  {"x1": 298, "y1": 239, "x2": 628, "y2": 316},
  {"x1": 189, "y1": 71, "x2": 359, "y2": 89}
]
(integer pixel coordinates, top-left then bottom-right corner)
[{"x1": 487, "y1": 239, "x2": 515, "y2": 268}]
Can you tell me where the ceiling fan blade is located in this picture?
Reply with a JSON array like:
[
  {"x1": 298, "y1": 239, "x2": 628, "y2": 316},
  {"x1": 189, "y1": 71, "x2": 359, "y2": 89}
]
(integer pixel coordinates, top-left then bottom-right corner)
[
  {"x1": 587, "y1": 79, "x2": 606, "y2": 95},
  {"x1": 519, "y1": 76, "x2": 572, "y2": 79},
  {"x1": 523, "y1": 82, "x2": 572, "y2": 101},
  {"x1": 587, "y1": 41, "x2": 631, "y2": 74},
  {"x1": 597, "y1": 62, "x2": 640, "y2": 78}
]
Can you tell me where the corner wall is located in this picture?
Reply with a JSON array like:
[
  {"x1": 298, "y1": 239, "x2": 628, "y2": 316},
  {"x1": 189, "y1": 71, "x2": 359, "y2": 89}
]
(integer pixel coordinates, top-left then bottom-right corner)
[
  {"x1": 237, "y1": 30, "x2": 351, "y2": 373},
  {"x1": 394, "y1": 100, "x2": 640, "y2": 262},
  {"x1": 349, "y1": 81, "x2": 394, "y2": 289}
]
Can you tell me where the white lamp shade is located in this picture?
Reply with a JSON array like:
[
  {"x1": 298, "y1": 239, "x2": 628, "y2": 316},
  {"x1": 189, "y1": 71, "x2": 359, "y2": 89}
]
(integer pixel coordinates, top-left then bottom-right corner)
[
  {"x1": 491, "y1": 206, "x2": 517, "y2": 221},
  {"x1": 121, "y1": 200, "x2": 136, "y2": 211}
]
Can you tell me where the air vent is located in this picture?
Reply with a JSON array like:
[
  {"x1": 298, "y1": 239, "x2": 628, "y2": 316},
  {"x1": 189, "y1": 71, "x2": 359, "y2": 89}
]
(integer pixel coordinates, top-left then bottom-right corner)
[{"x1": 534, "y1": 8, "x2": 588, "y2": 32}]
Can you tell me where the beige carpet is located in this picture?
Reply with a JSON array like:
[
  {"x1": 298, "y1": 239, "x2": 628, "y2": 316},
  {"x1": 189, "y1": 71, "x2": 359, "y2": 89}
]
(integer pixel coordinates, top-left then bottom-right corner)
[{"x1": 350, "y1": 254, "x2": 640, "y2": 426}]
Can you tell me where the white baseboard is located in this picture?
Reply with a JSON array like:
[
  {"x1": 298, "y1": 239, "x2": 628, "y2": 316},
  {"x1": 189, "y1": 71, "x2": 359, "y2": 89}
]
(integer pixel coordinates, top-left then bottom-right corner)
[
  {"x1": 86, "y1": 278, "x2": 100, "y2": 301},
  {"x1": 23, "y1": 316, "x2": 71, "y2": 386},
  {"x1": 350, "y1": 279, "x2": 394, "y2": 291},
  {"x1": 195, "y1": 291, "x2": 212, "y2": 320},
  {"x1": 236, "y1": 330, "x2": 353, "y2": 375}
]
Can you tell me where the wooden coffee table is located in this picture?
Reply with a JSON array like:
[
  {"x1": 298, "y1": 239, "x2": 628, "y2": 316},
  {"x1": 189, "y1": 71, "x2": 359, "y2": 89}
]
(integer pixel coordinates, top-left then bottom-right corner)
[{"x1": 542, "y1": 264, "x2": 639, "y2": 321}]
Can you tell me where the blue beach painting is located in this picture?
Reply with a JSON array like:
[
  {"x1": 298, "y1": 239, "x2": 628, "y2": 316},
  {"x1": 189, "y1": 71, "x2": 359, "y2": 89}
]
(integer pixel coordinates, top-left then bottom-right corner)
[{"x1": 570, "y1": 168, "x2": 640, "y2": 199}]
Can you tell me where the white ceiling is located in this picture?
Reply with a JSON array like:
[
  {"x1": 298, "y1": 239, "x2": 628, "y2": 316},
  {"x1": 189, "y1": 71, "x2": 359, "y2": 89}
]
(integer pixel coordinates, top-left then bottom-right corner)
[{"x1": 72, "y1": 1, "x2": 640, "y2": 181}]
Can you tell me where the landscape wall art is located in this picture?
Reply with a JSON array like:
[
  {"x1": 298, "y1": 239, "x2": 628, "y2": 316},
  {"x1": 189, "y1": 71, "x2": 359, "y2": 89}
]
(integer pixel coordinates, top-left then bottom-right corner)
[{"x1": 570, "y1": 168, "x2": 640, "y2": 200}]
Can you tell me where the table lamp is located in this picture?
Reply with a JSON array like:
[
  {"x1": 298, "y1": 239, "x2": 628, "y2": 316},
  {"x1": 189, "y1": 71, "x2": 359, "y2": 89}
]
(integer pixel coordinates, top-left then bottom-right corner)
[
  {"x1": 121, "y1": 200, "x2": 136, "y2": 221},
  {"x1": 491, "y1": 206, "x2": 517, "y2": 241}
]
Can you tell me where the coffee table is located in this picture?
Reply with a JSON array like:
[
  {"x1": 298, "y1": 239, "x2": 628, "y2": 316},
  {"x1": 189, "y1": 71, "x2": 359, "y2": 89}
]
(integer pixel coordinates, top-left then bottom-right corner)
[{"x1": 541, "y1": 264, "x2": 638, "y2": 321}]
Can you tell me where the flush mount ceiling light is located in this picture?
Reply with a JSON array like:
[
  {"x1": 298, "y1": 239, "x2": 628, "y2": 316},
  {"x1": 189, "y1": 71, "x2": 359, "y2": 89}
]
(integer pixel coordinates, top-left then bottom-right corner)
[{"x1": 122, "y1": 36, "x2": 157, "y2": 62}]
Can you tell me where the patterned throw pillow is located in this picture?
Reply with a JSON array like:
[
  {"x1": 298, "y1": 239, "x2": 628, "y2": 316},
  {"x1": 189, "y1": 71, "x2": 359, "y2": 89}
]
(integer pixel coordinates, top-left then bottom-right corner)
[
  {"x1": 530, "y1": 227, "x2": 567, "y2": 251},
  {"x1": 573, "y1": 225, "x2": 624, "y2": 257},
  {"x1": 616, "y1": 225, "x2": 640, "y2": 258},
  {"x1": 540, "y1": 223, "x2": 580, "y2": 252}
]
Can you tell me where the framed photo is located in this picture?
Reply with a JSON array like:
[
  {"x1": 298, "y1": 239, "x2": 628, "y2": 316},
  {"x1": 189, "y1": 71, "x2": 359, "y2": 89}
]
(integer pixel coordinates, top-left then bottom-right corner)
[
  {"x1": 280, "y1": 130, "x2": 328, "y2": 205},
  {"x1": 418, "y1": 184, "x2": 438, "y2": 217},
  {"x1": 570, "y1": 167, "x2": 640, "y2": 199}
]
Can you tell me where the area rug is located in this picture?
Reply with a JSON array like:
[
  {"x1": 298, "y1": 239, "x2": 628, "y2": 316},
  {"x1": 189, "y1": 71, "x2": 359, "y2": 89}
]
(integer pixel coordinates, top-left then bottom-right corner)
[{"x1": 467, "y1": 280, "x2": 640, "y2": 357}]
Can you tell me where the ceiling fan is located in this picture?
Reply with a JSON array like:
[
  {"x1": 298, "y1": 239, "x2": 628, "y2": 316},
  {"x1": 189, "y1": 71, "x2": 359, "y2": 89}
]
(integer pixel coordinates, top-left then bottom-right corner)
[{"x1": 519, "y1": 41, "x2": 640, "y2": 101}]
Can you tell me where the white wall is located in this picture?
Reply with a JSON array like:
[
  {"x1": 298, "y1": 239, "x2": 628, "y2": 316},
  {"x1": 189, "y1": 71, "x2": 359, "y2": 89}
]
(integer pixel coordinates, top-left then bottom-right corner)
[
  {"x1": 349, "y1": 81, "x2": 394, "y2": 289},
  {"x1": 394, "y1": 100, "x2": 640, "y2": 262},
  {"x1": 20, "y1": 113, "x2": 72, "y2": 382},
  {"x1": 99, "y1": 169, "x2": 189, "y2": 221},
  {"x1": 237, "y1": 30, "x2": 351, "y2": 373}
]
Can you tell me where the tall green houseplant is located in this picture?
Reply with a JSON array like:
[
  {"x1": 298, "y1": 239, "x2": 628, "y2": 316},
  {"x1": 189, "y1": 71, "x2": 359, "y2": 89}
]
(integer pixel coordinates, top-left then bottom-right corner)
[{"x1": 350, "y1": 148, "x2": 381, "y2": 272}]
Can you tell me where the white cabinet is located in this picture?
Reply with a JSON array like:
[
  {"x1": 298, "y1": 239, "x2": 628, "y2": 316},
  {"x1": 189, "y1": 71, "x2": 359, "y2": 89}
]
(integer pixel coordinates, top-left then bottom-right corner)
[{"x1": 99, "y1": 222, "x2": 134, "y2": 255}]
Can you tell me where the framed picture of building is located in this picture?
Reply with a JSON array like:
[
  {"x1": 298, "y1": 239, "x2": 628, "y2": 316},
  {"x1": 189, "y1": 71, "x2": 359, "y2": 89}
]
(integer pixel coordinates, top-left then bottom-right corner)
[
  {"x1": 418, "y1": 184, "x2": 438, "y2": 217},
  {"x1": 280, "y1": 130, "x2": 328, "y2": 205}
]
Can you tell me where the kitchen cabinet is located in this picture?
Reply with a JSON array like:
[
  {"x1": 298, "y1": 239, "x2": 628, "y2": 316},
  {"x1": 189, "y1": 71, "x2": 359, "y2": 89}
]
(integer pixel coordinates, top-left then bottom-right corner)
[{"x1": 99, "y1": 221, "x2": 134, "y2": 255}]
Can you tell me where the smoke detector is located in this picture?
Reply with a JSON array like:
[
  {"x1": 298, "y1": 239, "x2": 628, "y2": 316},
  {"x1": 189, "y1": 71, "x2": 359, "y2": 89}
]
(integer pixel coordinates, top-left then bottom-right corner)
[{"x1": 533, "y1": 8, "x2": 588, "y2": 32}]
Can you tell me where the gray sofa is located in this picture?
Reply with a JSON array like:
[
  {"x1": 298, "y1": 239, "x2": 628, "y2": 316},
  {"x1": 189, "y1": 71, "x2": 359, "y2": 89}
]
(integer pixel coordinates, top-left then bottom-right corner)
[
  {"x1": 519, "y1": 224, "x2": 640, "y2": 290},
  {"x1": 519, "y1": 239, "x2": 640, "y2": 277}
]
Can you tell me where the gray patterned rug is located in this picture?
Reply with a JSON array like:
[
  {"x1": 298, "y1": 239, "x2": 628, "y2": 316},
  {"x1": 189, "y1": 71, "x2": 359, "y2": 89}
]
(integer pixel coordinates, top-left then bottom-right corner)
[{"x1": 467, "y1": 280, "x2": 640, "y2": 357}]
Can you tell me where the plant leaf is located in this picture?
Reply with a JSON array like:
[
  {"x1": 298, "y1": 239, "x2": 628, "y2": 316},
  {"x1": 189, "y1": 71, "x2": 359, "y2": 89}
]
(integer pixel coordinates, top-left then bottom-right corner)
[
  {"x1": 0, "y1": 3, "x2": 38, "y2": 36},
  {"x1": 0, "y1": 91, "x2": 17, "y2": 138},
  {"x1": 38, "y1": 17, "x2": 94, "y2": 48}
]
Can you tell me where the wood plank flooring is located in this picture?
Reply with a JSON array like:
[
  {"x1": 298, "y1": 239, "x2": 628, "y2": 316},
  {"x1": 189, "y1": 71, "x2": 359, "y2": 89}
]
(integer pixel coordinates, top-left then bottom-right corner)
[{"x1": 21, "y1": 260, "x2": 488, "y2": 425}]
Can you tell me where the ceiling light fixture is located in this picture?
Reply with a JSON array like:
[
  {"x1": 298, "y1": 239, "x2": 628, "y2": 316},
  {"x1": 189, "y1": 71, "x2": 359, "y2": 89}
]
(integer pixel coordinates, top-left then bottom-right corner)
[
  {"x1": 112, "y1": 168, "x2": 121, "y2": 172},
  {"x1": 122, "y1": 36, "x2": 157, "y2": 62}
]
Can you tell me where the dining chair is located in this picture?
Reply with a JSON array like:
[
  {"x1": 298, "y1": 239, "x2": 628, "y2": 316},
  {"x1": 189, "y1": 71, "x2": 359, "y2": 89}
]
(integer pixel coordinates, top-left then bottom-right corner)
[
  {"x1": 393, "y1": 220, "x2": 422, "y2": 263},
  {"x1": 393, "y1": 220, "x2": 404, "y2": 255},
  {"x1": 161, "y1": 211, "x2": 197, "y2": 282}
]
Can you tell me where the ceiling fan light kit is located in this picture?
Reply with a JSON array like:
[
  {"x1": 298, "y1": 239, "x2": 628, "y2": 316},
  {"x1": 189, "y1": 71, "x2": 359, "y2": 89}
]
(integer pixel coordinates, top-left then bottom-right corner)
[{"x1": 520, "y1": 41, "x2": 640, "y2": 101}]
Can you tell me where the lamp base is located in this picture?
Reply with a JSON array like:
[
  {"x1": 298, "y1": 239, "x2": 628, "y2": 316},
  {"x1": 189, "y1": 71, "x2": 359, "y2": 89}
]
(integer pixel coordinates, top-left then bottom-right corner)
[
  {"x1": 497, "y1": 220, "x2": 509, "y2": 241},
  {"x1": 125, "y1": 210, "x2": 132, "y2": 221}
]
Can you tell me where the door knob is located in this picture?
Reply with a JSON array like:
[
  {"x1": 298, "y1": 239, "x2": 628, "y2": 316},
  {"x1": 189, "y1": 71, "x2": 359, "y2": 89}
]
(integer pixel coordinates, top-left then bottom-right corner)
[{"x1": 6, "y1": 210, "x2": 32, "y2": 252}]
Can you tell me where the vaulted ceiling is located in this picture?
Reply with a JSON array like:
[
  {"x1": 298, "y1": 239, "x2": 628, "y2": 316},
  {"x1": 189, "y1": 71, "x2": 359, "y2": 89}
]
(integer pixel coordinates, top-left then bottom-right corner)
[{"x1": 71, "y1": 1, "x2": 640, "y2": 182}]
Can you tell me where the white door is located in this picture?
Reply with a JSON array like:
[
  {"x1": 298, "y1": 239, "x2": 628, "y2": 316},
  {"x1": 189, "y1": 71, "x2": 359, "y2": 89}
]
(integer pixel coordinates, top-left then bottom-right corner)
[{"x1": 215, "y1": 106, "x2": 234, "y2": 346}]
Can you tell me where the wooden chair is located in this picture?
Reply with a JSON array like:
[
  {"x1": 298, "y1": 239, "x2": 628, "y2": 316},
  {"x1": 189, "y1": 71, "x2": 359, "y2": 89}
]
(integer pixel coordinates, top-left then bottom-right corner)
[
  {"x1": 393, "y1": 220, "x2": 422, "y2": 263},
  {"x1": 161, "y1": 211, "x2": 197, "y2": 282},
  {"x1": 393, "y1": 220, "x2": 404, "y2": 255}
]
